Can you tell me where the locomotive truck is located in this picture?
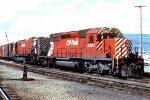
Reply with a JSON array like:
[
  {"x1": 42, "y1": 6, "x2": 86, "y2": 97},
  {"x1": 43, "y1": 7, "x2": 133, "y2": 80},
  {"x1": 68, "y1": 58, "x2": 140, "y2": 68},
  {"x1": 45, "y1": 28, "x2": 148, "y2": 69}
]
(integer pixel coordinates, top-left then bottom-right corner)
[{"x1": 0, "y1": 27, "x2": 144, "y2": 78}]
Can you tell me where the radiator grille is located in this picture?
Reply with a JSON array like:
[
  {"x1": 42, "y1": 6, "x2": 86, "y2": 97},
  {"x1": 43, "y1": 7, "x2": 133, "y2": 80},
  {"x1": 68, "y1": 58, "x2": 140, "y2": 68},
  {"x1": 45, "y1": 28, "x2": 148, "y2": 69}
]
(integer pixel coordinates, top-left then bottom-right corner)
[{"x1": 35, "y1": 37, "x2": 50, "y2": 56}]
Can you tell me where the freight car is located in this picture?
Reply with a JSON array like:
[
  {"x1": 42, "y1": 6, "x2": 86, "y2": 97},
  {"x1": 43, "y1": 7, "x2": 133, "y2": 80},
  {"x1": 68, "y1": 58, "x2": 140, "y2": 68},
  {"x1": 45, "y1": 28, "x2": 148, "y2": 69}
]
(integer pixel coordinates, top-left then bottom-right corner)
[
  {"x1": 0, "y1": 27, "x2": 144, "y2": 78},
  {"x1": 0, "y1": 43, "x2": 13, "y2": 60}
]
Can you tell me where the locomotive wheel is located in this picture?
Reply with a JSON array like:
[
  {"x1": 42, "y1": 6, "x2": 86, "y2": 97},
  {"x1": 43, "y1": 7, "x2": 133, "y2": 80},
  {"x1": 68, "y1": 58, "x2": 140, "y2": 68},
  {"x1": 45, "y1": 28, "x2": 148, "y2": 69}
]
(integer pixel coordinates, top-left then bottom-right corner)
[
  {"x1": 77, "y1": 62, "x2": 85, "y2": 73},
  {"x1": 99, "y1": 70, "x2": 105, "y2": 76},
  {"x1": 84, "y1": 62, "x2": 90, "y2": 73},
  {"x1": 84, "y1": 66, "x2": 92, "y2": 74},
  {"x1": 129, "y1": 63, "x2": 138, "y2": 76},
  {"x1": 129, "y1": 63, "x2": 142, "y2": 78},
  {"x1": 120, "y1": 65, "x2": 127, "y2": 79},
  {"x1": 88, "y1": 70, "x2": 93, "y2": 74},
  {"x1": 52, "y1": 62, "x2": 57, "y2": 68},
  {"x1": 97, "y1": 67, "x2": 105, "y2": 76},
  {"x1": 48, "y1": 62, "x2": 53, "y2": 68}
]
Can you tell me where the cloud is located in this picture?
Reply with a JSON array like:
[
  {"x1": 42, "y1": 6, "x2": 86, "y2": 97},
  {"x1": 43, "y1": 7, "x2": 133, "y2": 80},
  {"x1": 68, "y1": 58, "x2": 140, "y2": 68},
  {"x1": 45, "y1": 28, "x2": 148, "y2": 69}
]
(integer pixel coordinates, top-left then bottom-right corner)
[{"x1": 0, "y1": 0, "x2": 150, "y2": 45}]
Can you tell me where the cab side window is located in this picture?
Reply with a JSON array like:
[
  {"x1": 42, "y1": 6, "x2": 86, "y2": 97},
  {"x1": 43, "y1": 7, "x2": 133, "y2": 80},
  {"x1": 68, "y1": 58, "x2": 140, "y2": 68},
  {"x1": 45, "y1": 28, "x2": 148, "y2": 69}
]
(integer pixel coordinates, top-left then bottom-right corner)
[{"x1": 89, "y1": 35, "x2": 94, "y2": 43}]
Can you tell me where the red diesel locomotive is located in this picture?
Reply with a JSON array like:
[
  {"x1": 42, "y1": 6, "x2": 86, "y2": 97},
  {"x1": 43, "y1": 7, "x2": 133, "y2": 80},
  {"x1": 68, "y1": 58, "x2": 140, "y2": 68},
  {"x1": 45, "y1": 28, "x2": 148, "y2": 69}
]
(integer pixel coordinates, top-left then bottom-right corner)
[{"x1": 0, "y1": 27, "x2": 144, "y2": 78}]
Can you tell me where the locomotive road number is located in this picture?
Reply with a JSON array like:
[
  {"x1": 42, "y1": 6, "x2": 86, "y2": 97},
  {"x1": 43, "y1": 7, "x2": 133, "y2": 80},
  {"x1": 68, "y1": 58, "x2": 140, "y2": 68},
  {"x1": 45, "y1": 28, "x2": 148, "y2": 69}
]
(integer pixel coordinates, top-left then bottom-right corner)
[{"x1": 87, "y1": 44, "x2": 95, "y2": 47}]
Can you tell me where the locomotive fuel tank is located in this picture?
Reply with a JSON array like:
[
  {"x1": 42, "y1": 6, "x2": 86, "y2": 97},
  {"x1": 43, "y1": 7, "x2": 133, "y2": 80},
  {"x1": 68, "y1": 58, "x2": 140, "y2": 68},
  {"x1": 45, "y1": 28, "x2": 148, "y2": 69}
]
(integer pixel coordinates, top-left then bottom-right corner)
[{"x1": 56, "y1": 61, "x2": 78, "y2": 68}]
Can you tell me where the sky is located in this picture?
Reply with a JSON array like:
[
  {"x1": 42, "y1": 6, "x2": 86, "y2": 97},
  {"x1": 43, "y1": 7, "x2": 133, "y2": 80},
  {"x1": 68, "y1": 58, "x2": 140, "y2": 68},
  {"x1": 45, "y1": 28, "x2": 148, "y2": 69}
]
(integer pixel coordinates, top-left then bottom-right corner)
[{"x1": 0, "y1": 0, "x2": 150, "y2": 45}]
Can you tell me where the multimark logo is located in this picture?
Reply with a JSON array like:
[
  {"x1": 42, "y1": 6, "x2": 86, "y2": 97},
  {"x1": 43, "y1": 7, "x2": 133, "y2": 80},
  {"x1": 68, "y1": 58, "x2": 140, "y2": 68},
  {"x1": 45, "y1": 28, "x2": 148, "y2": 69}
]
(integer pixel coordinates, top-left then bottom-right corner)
[
  {"x1": 66, "y1": 39, "x2": 78, "y2": 46},
  {"x1": 21, "y1": 43, "x2": 25, "y2": 47}
]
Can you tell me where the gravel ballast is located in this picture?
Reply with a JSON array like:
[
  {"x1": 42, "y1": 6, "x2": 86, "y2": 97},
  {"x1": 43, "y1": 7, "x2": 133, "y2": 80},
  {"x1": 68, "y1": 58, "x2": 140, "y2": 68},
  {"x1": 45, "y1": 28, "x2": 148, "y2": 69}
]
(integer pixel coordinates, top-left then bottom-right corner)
[{"x1": 0, "y1": 64, "x2": 149, "y2": 100}]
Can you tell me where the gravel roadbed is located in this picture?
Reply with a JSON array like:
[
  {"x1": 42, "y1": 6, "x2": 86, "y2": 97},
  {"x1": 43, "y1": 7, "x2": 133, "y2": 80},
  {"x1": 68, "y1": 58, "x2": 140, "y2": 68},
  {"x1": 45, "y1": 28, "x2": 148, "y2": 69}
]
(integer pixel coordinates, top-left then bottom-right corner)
[{"x1": 0, "y1": 64, "x2": 149, "y2": 100}]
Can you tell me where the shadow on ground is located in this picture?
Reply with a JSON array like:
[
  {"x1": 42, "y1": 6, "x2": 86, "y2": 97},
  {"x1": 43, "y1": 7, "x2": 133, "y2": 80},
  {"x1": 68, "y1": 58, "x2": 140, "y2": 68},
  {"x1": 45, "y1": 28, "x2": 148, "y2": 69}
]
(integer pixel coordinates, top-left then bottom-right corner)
[{"x1": 6, "y1": 78, "x2": 35, "y2": 81}]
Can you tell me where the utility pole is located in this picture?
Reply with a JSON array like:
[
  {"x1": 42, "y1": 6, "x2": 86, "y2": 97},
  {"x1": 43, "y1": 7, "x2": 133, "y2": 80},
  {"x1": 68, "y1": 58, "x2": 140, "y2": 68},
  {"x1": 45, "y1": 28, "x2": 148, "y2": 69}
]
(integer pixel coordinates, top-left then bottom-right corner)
[
  {"x1": 135, "y1": 5, "x2": 145, "y2": 57},
  {"x1": 5, "y1": 32, "x2": 9, "y2": 57},
  {"x1": 5, "y1": 32, "x2": 9, "y2": 44}
]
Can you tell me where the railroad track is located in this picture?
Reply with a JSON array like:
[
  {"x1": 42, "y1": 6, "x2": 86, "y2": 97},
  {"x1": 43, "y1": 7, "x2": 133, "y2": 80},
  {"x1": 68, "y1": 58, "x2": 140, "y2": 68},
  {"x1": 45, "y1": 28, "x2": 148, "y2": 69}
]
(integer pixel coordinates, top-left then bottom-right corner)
[
  {"x1": 0, "y1": 83, "x2": 20, "y2": 100},
  {"x1": 0, "y1": 60, "x2": 150, "y2": 98},
  {"x1": 0, "y1": 87, "x2": 9, "y2": 100},
  {"x1": 0, "y1": 74, "x2": 20, "y2": 99},
  {"x1": 29, "y1": 65, "x2": 150, "y2": 84}
]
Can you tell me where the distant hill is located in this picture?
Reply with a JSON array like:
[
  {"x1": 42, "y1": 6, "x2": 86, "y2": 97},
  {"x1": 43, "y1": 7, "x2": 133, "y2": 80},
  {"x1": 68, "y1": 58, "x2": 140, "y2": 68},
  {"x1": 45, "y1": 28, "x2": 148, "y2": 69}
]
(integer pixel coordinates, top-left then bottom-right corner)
[{"x1": 124, "y1": 34, "x2": 150, "y2": 54}]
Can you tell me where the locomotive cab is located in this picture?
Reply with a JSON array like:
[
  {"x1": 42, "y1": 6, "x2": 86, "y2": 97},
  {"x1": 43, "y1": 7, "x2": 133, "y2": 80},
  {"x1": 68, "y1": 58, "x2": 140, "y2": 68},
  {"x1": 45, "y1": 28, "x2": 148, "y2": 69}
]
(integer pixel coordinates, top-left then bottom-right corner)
[{"x1": 84, "y1": 27, "x2": 144, "y2": 78}]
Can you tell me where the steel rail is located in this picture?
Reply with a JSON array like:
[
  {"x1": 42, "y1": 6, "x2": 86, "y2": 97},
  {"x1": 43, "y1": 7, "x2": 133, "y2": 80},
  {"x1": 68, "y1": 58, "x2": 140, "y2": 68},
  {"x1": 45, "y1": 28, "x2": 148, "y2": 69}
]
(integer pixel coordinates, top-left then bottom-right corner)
[{"x1": 0, "y1": 88, "x2": 9, "y2": 100}]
